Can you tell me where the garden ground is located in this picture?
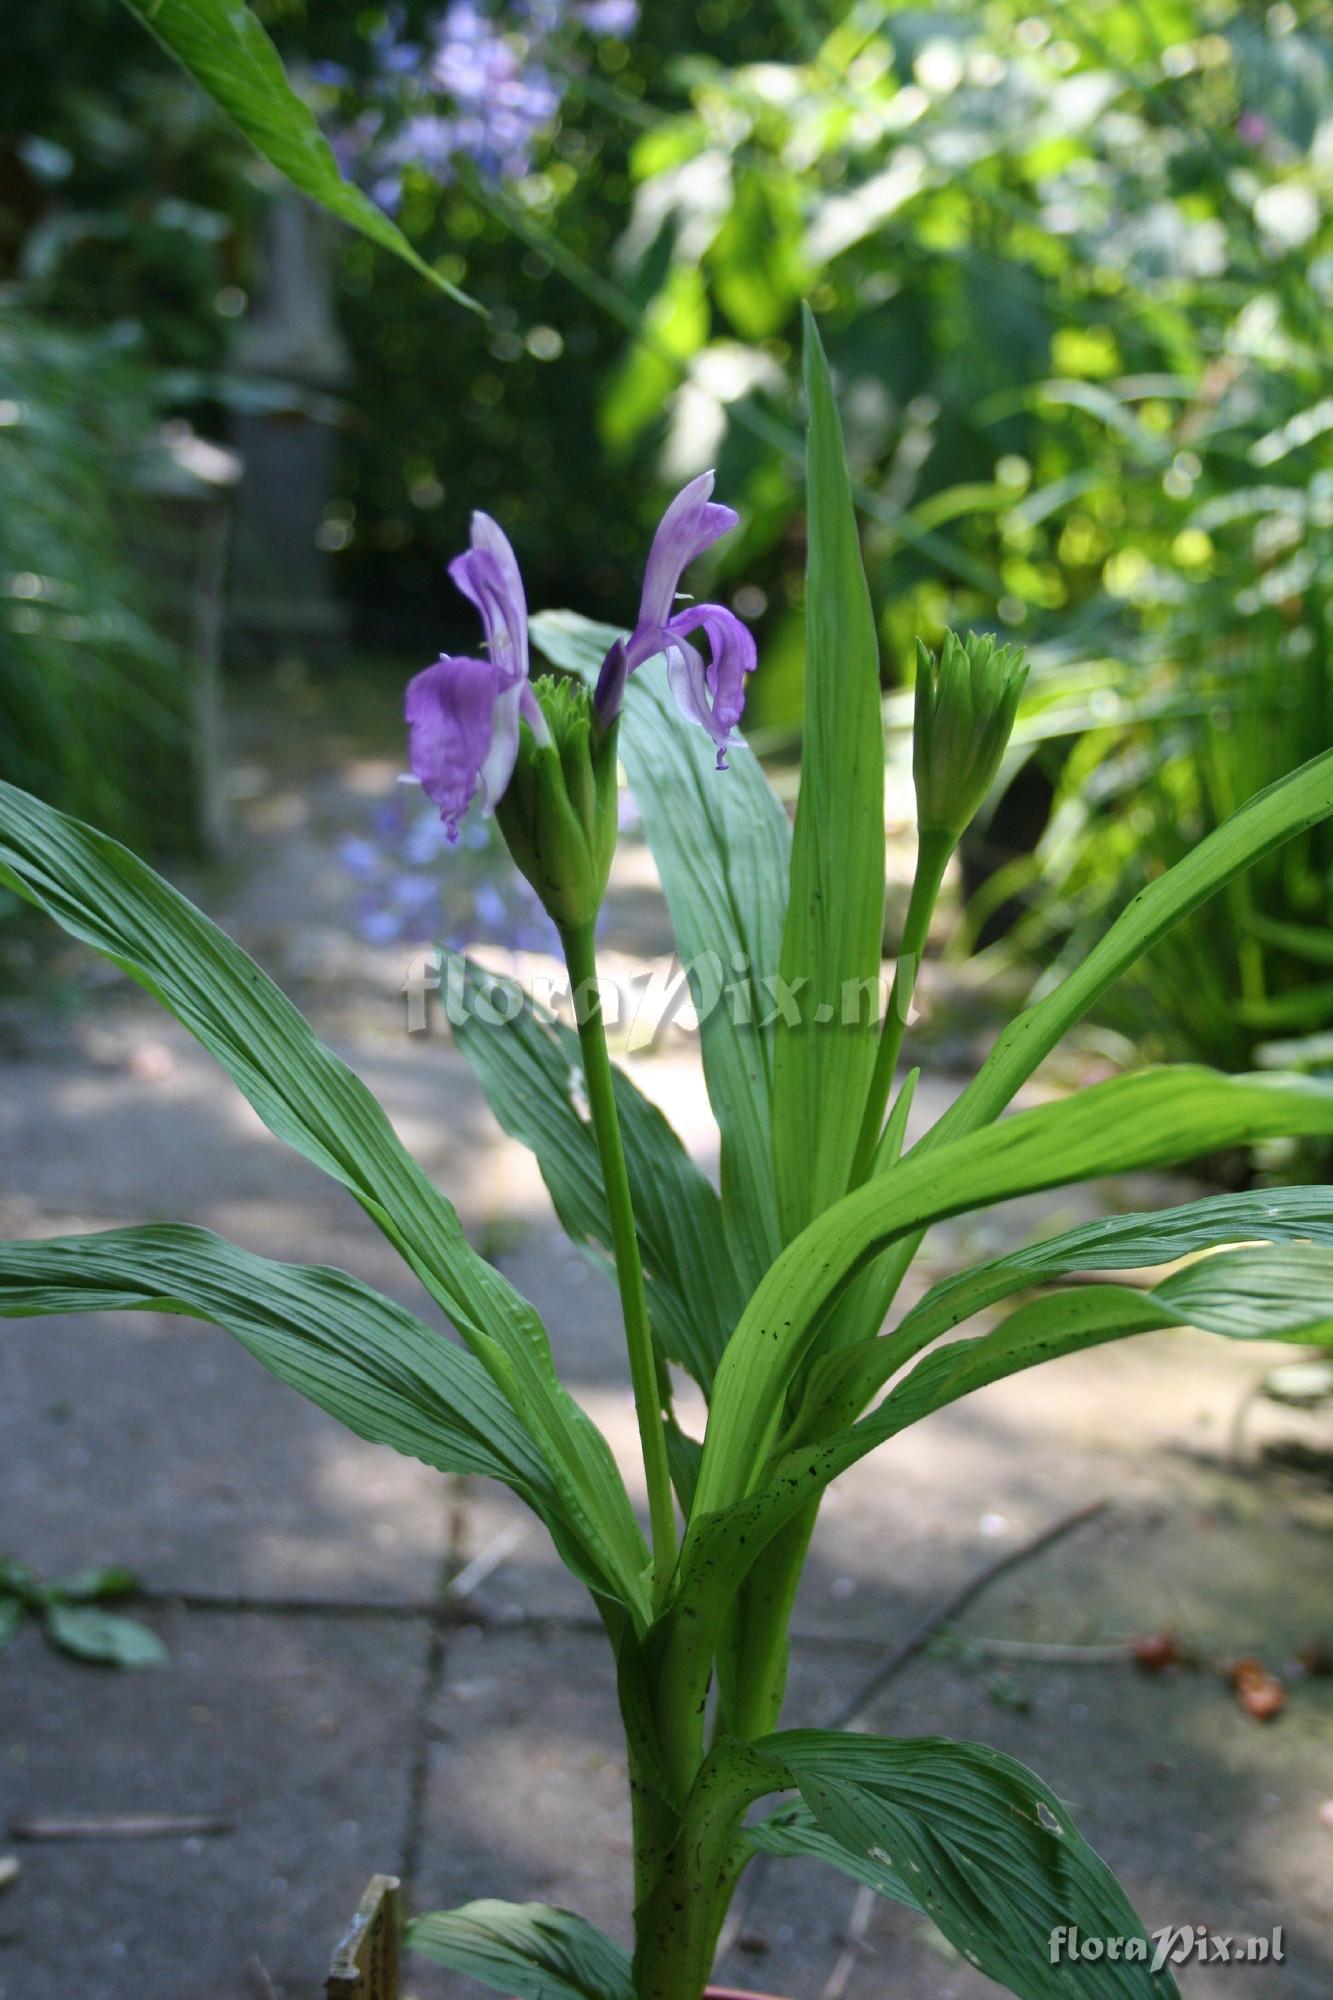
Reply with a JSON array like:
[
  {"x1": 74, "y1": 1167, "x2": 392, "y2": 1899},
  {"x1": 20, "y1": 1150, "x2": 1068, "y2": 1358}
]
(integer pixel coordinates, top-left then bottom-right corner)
[{"x1": 1, "y1": 677, "x2": 1331, "y2": 2000}]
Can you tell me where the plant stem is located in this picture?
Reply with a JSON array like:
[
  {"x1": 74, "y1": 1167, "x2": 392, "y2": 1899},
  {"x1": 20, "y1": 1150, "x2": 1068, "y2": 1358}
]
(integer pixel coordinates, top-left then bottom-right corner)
[
  {"x1": 561, "y1": 921, "x2": 677, "y2": 1608},
  {"x1": 848, "y1": 828, "x2": 953, "y2": 1189},
  {"x1": 633, "y1": 1742, "x2": 778, "y2": 2000}
]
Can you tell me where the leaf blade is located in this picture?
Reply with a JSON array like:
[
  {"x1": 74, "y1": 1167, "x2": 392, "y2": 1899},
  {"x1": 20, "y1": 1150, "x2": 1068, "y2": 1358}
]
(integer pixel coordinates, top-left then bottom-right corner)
[
  {"x1": 695, "y1": 1067, "x2": 1333, "y2": 1517},
  {"x1": 760, "y1": 1730, "x2": 1178, "y2": 2000},
  {"x1": 530, "y1": 611, "x2": 791, "y2": 1291},
  {"x1": 44, "y1": 1604, "x2": 168, "y2": 1670},
  {"x1": 116, "y1": 0, "x2": 479, "y2": 309},
  {"x1": 770, "y1": 308, "x2": 886, "y2": 1236},
  {"x1": 407, "y1": 1902, "x2": 633, "y2": 2000},
  {"x1": 447, "y1": 954, "x2": 742, "y2": 1389},
  {"x1": 0, "y1": 783, "x2": 648, "y2": 1619}
]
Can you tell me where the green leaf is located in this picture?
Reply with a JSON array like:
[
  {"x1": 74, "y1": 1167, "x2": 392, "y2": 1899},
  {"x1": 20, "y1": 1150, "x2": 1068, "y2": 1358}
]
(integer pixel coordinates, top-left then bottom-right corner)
[
  {"x1": 0, "y1": 783, "x2": 648, "y2": 1622},
  {"x1": 708, "y1": 170, "x2": 808, "y2": 340},
  {"x1": 44, "y1": 1604, "x2": 168, "y2": 1669},
  {"x1": 1153, "y1": 1244, "x2": 1333, "y2": 1341},
  {"x1": 940, "y1": 750, "x2": 1333, "y2": 1147},
  {"x1": 857, "y1": 746, "x2": 1333, "y2": 1331},
  {"x1": 695, "y1": 1066, "x2": 1333, "y2": 1520},
  {"x1": 0, "y1": 1557, "x2": 42, "y2": 1605},
  {"x1": 749, "y1": 1798, "x2": 920, "y2": 1910},
  {"x1": 770, "y1": 308, "x2": 885, "y2": 1238},
  {"x1": 0, "y1": 1224, "x2": 587, "y2": 1558},
  {"x1": 896, "y1": 1184, "x2": 1333, "y2": 1352},
  {"x1": 407, "y1": 1902, "x2": 633, "y2": 2000},
  {"x1": 53, "y1": 1566, "x2": 138, "y2": 1603},
  {"x1": 447, "y1": 955, "x2": 742, "y2": 1390},
  {"x1": 755, "y1": 1731, "x2": 1178, "y2": 2000},
  {"x1": 115, "y1": 0, "x2": 479, "y2": 310},
  {"x1": 0, "y1": 1598, "x2": 23, "y2": 1651},
  {"x1": 530, "y1": 612, "x2": 790, "y2": 1292},
  {"x1": 599, "y1": 265, "x2": 708, "y2": 453}
]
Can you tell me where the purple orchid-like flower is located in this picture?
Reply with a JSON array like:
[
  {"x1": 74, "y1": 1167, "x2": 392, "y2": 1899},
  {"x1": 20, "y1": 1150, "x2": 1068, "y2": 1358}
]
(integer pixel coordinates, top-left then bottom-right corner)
[
  {"x1": 594, "y1": 469, "x2": 757, "y2": 767},
  {"x1": 406, "y1": 470, "x2": 756, "y2": 839},
  {"x1": 405, "y1": 512, "x2": 548, "y2": 840}
]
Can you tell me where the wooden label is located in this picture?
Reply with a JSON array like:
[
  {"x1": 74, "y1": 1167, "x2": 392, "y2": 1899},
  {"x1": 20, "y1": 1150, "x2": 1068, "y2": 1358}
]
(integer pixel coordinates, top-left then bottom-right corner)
[{"x1": 326, "y1": 1873, "x2": 400, "y2": 1998}]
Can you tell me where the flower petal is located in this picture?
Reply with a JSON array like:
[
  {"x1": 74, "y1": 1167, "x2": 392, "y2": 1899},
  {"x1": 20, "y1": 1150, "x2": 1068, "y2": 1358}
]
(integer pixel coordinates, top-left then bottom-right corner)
[
  {"x1": 593, "y1": 635, "x2": 630, "y2": 729},
  {"x1": 665, "y1": 603, "x2": 758, "y2": 765},
  {"x1": 637, "y1": 470, "x2": 738, "y2": 629},
  {"x1": 448, "y1": 511, "x2": 529, "y2": 684},
  {"x1": 405, "y1": 653, "x2": 505, "y2": 838}
]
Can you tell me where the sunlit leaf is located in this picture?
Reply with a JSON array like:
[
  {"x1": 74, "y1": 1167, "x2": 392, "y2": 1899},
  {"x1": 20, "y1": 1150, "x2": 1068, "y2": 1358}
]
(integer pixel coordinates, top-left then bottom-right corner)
[
  {"x1": 116, "y1": 0, "x2": 478, "y2": 309},
  {"x1": 770, "y1": 308, "x2": 885, "y2": 1237}
]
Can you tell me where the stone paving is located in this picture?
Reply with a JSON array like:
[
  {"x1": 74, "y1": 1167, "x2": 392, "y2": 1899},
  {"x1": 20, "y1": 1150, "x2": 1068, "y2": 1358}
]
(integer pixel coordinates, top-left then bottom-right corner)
[{"x1": 2, "y1": 683, "x2": 1331, "y2": 1999}]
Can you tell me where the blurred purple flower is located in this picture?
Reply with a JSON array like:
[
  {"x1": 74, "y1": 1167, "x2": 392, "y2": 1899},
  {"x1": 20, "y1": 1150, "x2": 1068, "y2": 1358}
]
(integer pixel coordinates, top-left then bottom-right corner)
[
  {"x1": 1237, "y1": 111, "x2": 1269, "y2": 147},
  {"x1": 339, "y1": 835, "x2": 381, "y2": 878},
  {"x1": 325, "y1": 0, "x2": 636, "y2": 199},
  {"x1": 577, "y1": 0, "x2": 637, "y2": 33},
  {"x1": 339, "y1": 789, "x2": 559, "y2": 952}
]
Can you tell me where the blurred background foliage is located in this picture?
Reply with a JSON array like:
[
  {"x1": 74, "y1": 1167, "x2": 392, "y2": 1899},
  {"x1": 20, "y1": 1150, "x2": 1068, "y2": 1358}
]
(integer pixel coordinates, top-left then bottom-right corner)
[{"x1": 1, "y1": 0, "x2": 1330, "y2": 1066}]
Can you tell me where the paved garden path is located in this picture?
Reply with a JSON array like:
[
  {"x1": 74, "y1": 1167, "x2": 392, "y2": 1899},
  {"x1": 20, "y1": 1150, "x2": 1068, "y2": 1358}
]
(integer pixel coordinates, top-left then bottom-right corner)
[{"x1": 2, "y1": 680, "x2": 1330, "y2": 1999}]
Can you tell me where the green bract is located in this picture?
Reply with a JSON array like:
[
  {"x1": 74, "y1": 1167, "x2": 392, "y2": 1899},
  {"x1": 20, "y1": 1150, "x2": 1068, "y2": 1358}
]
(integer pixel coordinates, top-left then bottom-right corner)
[
  {"x1": 913, "y1": 629, "x2": 1029, "y2": 839},
  {"x1": 3, "y1": 312, "x2": 1333, "y2": 2000},
  {"x1": 495, "y1": 676, "x2": 620, "y2": 934}
]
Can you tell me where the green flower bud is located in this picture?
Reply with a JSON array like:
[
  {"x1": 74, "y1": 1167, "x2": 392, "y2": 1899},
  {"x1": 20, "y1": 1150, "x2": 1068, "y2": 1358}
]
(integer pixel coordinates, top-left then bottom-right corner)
[
  {"x1": 912, "y1": 630, "x2": 1029, "y2": 839},
  {"x1": 495, "y1": 674, "x2": 620, "y2": 934}
]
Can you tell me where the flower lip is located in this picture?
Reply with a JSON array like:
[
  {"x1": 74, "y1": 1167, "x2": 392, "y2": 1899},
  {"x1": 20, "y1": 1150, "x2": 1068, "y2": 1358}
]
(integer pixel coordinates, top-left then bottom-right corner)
[
  {"x1": 406, "y1": 652, "x2": 512, "y2": 841},
  {"x1": 661, "y1": 602, "x2": 758, "y2": 767}
]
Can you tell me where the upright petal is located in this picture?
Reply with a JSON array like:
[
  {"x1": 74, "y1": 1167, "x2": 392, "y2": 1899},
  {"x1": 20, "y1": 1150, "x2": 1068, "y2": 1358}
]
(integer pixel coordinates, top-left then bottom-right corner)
[
  {"x1": 663, "y1": 603, "x2": 758, "y2": 766},
  {"x1": 448, "y1": 510, "x2": 529, "y2": 685},
  {"x1": 637, "y1": 471, "x2": 739, "y2": 629},
  {"x1": 405, "y1": 653, "x2": 507, "y2": 839}
]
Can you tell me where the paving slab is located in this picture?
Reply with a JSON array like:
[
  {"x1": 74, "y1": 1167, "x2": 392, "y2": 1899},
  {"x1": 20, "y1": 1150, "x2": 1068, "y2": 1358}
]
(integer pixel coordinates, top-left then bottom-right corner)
[
  {"x1": 0, "y1": 1607, "x2": 430, "y2": 2000},
  {"x1": 788, "y1": 1320, "x2": 1282, "y2": 1646},
  {"x1": 409, "y1": 1624, "x2": 633, "y2": 2000},
  {"x1": 0, "y1": 1306, "x2": 449, "y2": 1605}
]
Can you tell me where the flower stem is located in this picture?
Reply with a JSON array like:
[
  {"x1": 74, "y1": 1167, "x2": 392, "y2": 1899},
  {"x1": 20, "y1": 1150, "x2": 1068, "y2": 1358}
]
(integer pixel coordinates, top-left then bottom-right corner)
[
  {"x1": 848, "y1": 828, "x2": 953, "y2": 1190},
  {"x1": 561, "y1": 921, "x2": 677, "y2": 1608}
]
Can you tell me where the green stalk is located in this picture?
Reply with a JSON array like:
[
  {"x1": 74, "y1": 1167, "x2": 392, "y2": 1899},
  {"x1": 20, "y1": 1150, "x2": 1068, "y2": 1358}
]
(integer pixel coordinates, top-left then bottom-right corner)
[
  {"x1": 561, "y1": 921, "x2": 677, "y2": 1608},
  {"x1": 632, "y1": 1741, "x2": 779, "y2": 2000},
  {"x1": 848, "y1": 828, "x2": 953, "y2": 1190}
]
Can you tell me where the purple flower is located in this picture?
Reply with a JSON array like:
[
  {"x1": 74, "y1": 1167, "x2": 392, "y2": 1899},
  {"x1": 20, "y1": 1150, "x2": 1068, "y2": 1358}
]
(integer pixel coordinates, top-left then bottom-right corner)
[
  {"x1": 405, "y1": 512, "x2": 548, "y2": 839},
  {"x1": 577, "y1": 0, "x2": 638, "y2": 34},
  {"x1": 406, "y1": 474, "x2": 757, "y2": 842},
  {"x1": 594, "y1": 471, "x2": 758, "y2": 767}
]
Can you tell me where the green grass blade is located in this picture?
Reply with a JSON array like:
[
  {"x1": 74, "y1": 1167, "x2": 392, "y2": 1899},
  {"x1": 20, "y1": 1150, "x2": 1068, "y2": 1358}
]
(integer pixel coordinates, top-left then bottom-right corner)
[{"x1": 770, "y1": 308, "x2": 886, "y2": 1237}]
